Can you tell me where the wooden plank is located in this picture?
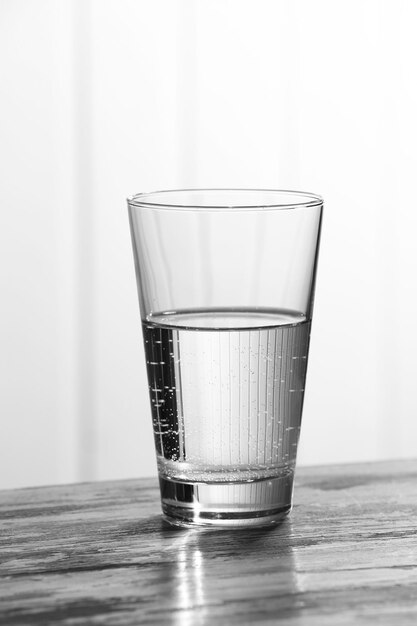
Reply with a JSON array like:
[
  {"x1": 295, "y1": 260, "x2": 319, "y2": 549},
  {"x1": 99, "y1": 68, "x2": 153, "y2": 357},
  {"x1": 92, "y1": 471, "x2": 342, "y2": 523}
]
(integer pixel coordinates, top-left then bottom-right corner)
[{"x1": 1, "y1": 460, "x2": 417, "y2": 625}]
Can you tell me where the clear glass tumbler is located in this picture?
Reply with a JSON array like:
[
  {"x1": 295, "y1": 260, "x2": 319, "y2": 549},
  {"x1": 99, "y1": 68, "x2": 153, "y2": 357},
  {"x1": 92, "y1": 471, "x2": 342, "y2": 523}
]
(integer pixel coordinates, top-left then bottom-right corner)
[{"x1": 128, "y1": 189, "x2": 323, "y2": 527}]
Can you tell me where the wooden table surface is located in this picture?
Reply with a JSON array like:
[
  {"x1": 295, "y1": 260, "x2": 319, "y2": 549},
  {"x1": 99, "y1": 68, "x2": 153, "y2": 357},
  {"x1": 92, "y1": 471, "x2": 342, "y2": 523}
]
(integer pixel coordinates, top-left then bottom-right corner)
[{"x1": 1, "y1": 459, "x2": 417, "y2": 625}]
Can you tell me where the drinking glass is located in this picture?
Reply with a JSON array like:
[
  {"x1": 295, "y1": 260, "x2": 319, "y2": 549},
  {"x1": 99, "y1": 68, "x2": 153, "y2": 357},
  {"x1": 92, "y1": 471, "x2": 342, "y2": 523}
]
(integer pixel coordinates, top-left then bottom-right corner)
[{"x1": 128, "y1": 189, "x2": 323, "y2": 527}]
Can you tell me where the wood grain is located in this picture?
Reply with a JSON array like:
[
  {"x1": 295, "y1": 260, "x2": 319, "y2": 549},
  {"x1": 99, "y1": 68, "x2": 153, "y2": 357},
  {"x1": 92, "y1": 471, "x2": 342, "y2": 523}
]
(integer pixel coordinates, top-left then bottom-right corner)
[{"x1": 1, "y1": 460, "x2": 417, "y2": 625}]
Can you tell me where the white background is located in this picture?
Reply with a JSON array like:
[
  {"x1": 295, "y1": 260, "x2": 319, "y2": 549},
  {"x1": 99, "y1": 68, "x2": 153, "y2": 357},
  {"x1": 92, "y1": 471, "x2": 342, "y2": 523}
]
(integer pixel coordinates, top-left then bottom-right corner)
[{"x1": 1, "y1": 0, "x2": 416, "y2": 489}]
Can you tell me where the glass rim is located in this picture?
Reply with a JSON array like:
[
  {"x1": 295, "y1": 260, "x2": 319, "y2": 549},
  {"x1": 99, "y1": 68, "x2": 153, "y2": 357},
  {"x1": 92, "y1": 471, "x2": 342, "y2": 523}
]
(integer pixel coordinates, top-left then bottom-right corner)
[{"x1": 127, "y1": 188, "x2": 323, "y2": 211}]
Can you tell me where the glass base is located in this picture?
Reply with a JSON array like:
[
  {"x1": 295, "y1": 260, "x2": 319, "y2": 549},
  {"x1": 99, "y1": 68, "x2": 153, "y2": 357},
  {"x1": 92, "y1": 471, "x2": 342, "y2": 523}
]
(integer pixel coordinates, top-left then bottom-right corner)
[{"x1": 159, "y1": 473, "x2": 294, "y2": 528}]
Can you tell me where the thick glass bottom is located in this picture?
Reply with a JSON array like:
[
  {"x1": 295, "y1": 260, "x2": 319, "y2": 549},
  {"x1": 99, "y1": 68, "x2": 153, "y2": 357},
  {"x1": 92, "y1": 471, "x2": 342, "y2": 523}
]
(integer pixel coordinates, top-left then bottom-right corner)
[{"x1": 159, "y1": 473, "x2": 294, "y2": 528}]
